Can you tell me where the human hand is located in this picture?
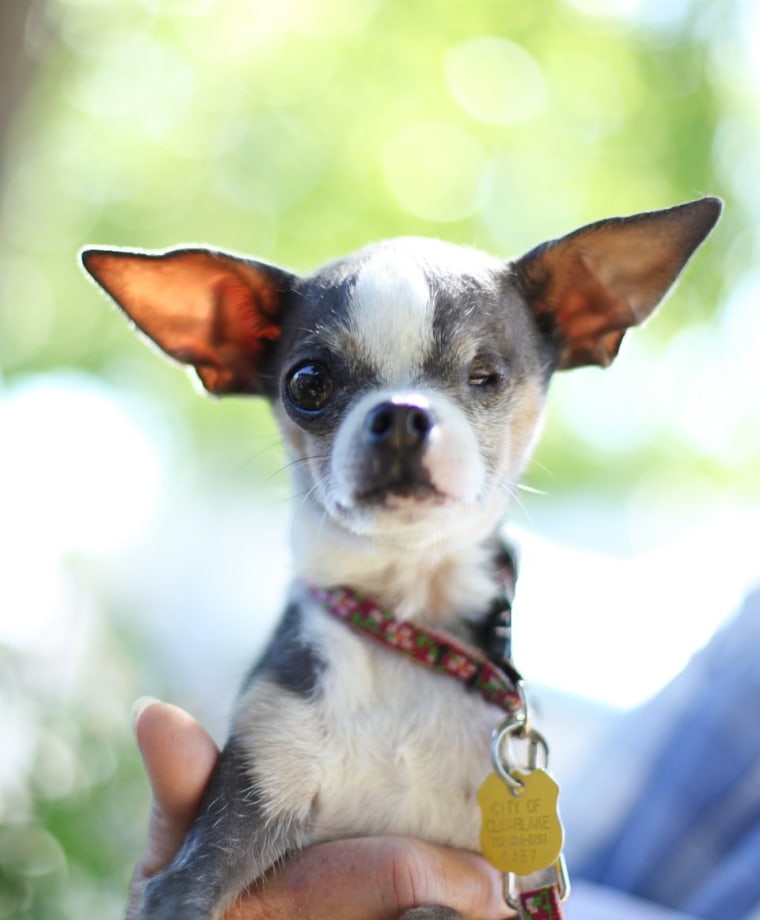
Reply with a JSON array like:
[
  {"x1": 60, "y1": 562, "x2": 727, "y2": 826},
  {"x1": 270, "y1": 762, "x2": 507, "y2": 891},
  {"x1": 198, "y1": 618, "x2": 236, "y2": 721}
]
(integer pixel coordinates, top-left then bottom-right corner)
[{"x1": 127, "y1": 699, "x2": 510, "y2": 920}]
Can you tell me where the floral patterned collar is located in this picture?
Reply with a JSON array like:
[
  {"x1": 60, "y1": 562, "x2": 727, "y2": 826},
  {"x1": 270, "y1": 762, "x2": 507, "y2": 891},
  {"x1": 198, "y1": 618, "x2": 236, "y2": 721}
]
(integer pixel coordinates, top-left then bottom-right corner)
[{"x1": 308, "y1": 543, "x2": 525, "y2": 717}]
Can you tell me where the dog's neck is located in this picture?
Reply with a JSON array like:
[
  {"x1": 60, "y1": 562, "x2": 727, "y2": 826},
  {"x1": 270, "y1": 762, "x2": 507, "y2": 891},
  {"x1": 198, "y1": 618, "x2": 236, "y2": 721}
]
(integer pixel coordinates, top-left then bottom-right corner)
[{"x1": 291, "y1": 501, "x2": 506, "y2": 628}]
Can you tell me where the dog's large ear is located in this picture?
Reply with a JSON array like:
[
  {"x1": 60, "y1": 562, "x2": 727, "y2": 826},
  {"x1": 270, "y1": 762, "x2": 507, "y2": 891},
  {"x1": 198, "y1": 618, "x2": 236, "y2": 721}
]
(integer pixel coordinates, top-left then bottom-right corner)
[
  {"x1": 80, "y1": 246, "x2": 297, "y2": 395},
  {"x1": 514, "y1": 197, "x2": 721, "y2": 370}
]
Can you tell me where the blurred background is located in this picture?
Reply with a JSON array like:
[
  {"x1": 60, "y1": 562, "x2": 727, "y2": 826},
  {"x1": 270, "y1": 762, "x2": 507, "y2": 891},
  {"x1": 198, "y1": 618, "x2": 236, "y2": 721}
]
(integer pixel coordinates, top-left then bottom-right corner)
[{"x1": 1, "y1": 0, "x2": 758, "y2": 917}]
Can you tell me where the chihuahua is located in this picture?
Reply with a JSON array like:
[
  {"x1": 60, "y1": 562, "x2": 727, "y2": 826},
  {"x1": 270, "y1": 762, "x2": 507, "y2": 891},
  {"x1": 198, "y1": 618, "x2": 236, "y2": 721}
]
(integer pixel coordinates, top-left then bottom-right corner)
[{"x1": 82, "y1": 197, "x2": 720, "y2": 919}]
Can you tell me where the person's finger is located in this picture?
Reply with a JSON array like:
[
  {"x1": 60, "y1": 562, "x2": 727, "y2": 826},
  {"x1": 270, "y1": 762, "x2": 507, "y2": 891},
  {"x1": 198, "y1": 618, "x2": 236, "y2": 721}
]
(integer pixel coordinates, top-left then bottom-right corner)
[
  {"x1": 225, "y1": 836, "x2": 511, "y2": 920},
  {"x1": 385, "y1": 838, "x2": 509, "y2": 920},
  {"x1": 132, "y1": 698, "x2": 219, "y2": 877}
]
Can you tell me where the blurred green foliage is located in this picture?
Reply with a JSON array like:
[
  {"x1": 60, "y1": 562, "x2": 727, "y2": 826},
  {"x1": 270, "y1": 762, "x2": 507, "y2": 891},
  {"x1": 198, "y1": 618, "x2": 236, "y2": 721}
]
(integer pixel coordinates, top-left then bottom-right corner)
[
  {"x1": 0, "y1": 622, "x2": 148, "y2": 919},
  {"x1": 1, "y1": 0, "x2": 756, "y2": 498},
  {"x1": 1, "y1": 0, "x2": 758, "y2": 917}
]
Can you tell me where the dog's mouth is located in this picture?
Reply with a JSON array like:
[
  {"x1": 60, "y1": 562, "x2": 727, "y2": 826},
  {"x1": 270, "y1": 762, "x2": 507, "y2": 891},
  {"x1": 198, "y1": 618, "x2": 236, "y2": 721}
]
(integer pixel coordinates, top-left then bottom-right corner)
[
  {"x1": 349, "y1": 452, "x2": 447, "y2": 508},
  {"x1": 332, "y1": 484, "x2": 454, "y2": 540},
  {"x1": 351, "y1": 479, "x2": 447, "y2": 508}
]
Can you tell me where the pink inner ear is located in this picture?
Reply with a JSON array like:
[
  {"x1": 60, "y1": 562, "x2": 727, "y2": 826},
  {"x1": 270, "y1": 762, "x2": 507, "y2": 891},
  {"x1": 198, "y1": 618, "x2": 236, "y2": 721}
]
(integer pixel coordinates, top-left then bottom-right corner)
[
  {"x1": 218, "y1": 277, "x2": 282, "y2": 355},
  {"x1": 532, "y1": 249, "x2": 636, "y2": 369},
  {"x1": 190, "y1": 276, "x2": 285, "y2": 394},
  {"x1": 517, "y1": 197, "x2": 721, "y2": 371},
  {"x1": 83, "y1": 246, "x2": 293, "y2": 395}
]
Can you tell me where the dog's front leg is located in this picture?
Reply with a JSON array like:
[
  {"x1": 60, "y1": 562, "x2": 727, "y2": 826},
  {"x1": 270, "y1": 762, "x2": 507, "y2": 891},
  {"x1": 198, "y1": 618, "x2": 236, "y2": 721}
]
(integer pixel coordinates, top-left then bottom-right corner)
[{"x1": 137, "y1": 738, "x2": 313, "y2": 920}]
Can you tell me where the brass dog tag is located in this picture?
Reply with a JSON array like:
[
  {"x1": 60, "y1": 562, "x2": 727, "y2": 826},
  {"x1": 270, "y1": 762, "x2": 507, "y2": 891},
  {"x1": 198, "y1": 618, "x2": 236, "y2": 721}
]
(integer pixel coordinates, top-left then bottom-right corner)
[{"x1": 477, "y1": 768, "x2": 564, "y2": 875}]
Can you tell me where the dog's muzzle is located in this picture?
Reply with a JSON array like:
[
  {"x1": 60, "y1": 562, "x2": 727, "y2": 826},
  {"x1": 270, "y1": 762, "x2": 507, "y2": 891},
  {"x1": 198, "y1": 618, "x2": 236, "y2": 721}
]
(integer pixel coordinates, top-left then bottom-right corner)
[{"x1": 355, "y1": 397, "x2": 438, "y2": 501}]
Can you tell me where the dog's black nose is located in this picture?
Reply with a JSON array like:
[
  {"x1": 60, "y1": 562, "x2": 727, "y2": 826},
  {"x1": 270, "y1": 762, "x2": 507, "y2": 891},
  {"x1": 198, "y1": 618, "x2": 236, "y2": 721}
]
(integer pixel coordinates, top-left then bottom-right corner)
[{"x1": 365, "y1": 400, "x2": 435, "y2": 451}]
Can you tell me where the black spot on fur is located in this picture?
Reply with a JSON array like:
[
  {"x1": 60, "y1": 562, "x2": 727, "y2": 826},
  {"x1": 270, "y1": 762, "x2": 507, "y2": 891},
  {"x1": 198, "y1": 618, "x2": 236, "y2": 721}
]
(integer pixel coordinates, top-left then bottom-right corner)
[{"x1": 243, "y1": 603, "x2": 325, "y2": 697}]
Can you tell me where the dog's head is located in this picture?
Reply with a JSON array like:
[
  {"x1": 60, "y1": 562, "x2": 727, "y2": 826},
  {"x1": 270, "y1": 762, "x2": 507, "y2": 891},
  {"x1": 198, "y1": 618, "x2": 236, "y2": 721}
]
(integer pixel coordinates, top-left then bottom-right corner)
[{"x1": 82, "y1": 198, "x2": 720, "y2": 551}]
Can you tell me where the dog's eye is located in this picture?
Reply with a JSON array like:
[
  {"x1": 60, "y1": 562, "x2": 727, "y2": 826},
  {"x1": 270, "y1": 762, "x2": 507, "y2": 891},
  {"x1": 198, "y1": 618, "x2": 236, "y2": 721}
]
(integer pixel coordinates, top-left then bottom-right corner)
[
  {"x1": 286, "y1": 362, "x2": 334, "y2": 411},
  {"x1": 467, "y1": 357, "x2": 505, "y2": 389}
]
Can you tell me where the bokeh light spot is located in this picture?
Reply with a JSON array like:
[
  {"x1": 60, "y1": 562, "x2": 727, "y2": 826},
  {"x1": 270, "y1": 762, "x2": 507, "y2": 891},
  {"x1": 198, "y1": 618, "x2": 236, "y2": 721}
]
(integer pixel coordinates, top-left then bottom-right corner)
[
  {"x1": 480, "y1": 146, "x2": 590, "y2": 253},
  {"x1": 0, "y1": 375, "x2": 162, "y2": 557},
  {"x1": 565, "y1": 0, "x2": 642, "y2": 16},
  {"x1": 278, "y1": 0, "x2": 378, "y2": 37},
  {"x1": 65, "y1": 32, "x2": 166, "y2": 117},
  {"x1": 545, "y1": 42, "x2": 634, "y2": 140},
  {"x1": 0, "y1": 826, "x2": 66, "y2": 880},
  {"x1": 138, "y1": 0, "x2": 216, "y2": 14},
  {"x1": 181, "y1": 1, "x2": 286, "y2": 62},
  {"x1": 383, "y1": 123, "x2": 485, "y2": 222},
  {"x1": 212, "y1": 115, "x2": 324, "y2": 215},
  {"x1": 446, "y1": 37, "x2": 547, "y2": 126}
]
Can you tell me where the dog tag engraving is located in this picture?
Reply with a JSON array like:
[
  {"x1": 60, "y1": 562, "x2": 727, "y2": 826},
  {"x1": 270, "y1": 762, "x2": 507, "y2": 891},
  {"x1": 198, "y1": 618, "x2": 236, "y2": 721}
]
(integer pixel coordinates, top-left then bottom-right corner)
[{"x1": 477, "y1": 768, "x2": 564, "y2": 874}]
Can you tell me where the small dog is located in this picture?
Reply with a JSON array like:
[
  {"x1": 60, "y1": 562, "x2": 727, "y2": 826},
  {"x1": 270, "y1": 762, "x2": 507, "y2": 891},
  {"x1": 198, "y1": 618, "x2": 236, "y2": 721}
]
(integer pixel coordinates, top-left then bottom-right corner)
[{"x1": 82, "y1": 197, "x2": 720, "y2": 919}]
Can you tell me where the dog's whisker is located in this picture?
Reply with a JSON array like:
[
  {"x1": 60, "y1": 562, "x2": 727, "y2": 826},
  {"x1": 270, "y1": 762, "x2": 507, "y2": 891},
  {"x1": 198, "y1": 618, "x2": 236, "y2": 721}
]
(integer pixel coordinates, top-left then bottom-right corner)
[
  {"x1": 491, "y1": 477, "x2": 534, "y2": 526},
  {"x1": 524, "y1": 457, "x2": 554, "y2": 478},
  {"x1": 287, "y1": 473, "x2": 333, "y2": 545},
  {"x1": 515, "y1": 482, "x2": 547, "y2": 496},
  {"x1": 263, "y1": 454, "x2": 332, "y2": 485}
]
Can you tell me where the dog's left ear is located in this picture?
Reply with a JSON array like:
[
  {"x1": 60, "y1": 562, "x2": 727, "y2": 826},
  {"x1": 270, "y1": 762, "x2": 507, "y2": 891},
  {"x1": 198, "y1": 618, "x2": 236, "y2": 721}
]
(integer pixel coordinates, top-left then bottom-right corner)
[
  {"x1": 515, "y1": 197, "x2": 722, "y2": 369},
  {"x1": 81, "y1": 246, "x2": 297, "y2": 395}
]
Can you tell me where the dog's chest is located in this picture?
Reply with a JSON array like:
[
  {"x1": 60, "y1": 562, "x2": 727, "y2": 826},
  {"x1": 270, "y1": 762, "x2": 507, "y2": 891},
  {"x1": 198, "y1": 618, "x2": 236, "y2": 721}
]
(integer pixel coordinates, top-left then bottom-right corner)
[{"x1": 237, "y1": 599, "x2": 505, "y2": 851}]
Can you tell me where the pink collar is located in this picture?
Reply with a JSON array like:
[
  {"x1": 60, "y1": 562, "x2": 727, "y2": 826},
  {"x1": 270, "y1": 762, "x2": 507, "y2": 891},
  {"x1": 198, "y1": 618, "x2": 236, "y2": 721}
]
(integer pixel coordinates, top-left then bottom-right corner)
[{"x1": 309, "y1": 583, "x2": 525, "y2": 717}]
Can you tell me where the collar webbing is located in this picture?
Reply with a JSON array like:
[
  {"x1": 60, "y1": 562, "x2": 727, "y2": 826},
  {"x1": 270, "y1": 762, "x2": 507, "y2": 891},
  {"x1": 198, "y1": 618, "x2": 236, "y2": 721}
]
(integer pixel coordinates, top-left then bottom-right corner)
[
  {"x1": 518, "y1": 883, "x2": 565, "y2": 919},
  {"x1": 309, "y1": 581, "x2": 525, "y2": 717}
]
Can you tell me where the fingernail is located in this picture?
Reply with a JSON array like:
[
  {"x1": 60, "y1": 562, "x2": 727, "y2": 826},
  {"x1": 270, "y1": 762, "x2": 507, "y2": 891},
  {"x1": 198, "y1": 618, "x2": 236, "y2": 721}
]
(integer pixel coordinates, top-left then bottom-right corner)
[{"x1": 132, "y1": 695, "x2": 162, "y2": 729}]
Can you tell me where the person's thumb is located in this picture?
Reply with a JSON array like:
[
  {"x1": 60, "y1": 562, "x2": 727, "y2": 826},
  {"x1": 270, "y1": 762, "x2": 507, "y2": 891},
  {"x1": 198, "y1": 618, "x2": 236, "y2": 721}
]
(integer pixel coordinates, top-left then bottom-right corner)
[{"x1": 132, "y1": 699, "x2": 219, "y2": 877}]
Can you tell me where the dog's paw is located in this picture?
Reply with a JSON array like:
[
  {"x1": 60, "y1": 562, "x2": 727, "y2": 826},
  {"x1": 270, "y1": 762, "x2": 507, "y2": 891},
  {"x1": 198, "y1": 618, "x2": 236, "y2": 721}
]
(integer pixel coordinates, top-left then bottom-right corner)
[{"x1": 136, "y1": 870, "x2": 217, "y2": 920}]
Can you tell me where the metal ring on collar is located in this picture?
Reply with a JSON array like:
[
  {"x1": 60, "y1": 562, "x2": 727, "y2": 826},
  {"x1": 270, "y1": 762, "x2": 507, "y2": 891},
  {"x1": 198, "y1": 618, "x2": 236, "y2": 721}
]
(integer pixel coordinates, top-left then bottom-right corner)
[{"x1": 490, "y1": 716, "x2": 550, "y2": 789}]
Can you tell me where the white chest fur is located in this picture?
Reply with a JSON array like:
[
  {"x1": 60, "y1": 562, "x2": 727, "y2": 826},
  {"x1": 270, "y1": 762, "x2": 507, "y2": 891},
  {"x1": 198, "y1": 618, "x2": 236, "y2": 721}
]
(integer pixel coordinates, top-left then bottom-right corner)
[{"x1": 234, "y1": 594, "x2": 504, "y2": 852}]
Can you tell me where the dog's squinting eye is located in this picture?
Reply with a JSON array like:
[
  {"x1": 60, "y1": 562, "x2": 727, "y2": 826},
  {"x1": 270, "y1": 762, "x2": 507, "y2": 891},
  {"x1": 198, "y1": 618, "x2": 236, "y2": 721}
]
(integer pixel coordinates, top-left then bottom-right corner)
[
  {"x1": 467, "y1": 358, "x2": 505, "y2": 389},
  {"x1": 286, "y1": 362, "x2": 334, "y2": 412}
]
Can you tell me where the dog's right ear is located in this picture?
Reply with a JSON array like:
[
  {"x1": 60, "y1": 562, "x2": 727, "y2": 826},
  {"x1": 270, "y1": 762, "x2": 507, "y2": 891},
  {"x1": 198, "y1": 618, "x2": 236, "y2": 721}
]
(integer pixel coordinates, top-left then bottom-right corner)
[
  {"x1": 514, "y1": 197, "x2": 721, "y2": 370},
  {"x1": 80, "y1": 246, "x2": 297, "y2": 395}
]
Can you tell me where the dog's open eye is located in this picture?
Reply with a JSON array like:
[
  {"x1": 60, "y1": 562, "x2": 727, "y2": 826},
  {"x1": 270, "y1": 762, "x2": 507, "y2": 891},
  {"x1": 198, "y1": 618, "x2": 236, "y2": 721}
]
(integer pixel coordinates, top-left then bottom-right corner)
[{"x1": 286, "y1": 362, "x2": 334, "y2": 412}]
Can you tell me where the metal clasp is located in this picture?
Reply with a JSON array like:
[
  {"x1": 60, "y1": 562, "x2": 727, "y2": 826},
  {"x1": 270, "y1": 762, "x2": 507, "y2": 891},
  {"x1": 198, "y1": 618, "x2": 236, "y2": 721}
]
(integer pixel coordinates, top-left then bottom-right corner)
[{"x1": 490, "y1": 714, "x2": 550, "y2": 791}]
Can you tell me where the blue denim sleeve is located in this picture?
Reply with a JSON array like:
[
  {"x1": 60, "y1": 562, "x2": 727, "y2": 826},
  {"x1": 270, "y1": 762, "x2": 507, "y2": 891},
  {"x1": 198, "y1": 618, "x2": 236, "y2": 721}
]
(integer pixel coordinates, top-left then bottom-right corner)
[{"x1": 564, "y1": 588, "x2": 760, "y2": 920}]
